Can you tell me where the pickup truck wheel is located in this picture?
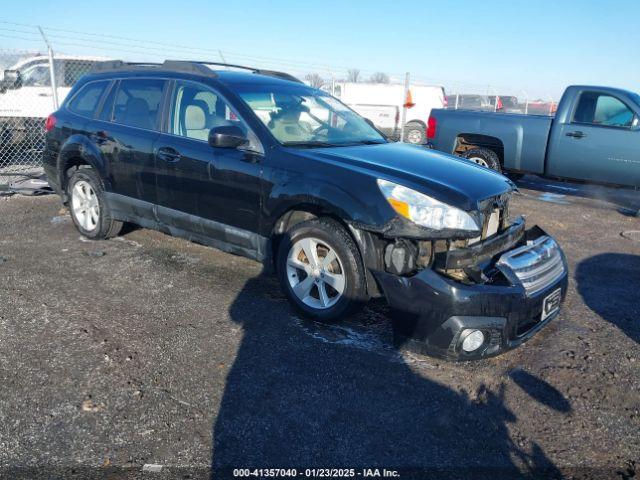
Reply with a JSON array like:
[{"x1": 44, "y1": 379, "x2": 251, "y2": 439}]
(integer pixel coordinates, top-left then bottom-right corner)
[
  {"x1": 68, "y1": 167, "x2": 122, "y2": 240},
  {"x1": 277, "y1": 218, "x2": 366, "y2": 322},
  {"x1": 404, "y1": 122, "x2": 426, "y2": 144},
  {"x1": 463, "y1": 148, "x2": 502, "y2": 173}
]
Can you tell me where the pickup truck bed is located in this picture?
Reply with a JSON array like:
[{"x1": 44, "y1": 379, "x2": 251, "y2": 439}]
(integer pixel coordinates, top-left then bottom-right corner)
[{"x1": 429, "y1": 110, "x2": 553, "y2": 174}]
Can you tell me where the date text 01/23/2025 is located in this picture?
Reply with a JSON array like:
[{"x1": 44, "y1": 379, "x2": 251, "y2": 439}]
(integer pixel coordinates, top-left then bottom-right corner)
[{"x1": 232, "y1": 468, "x2": 400, "y2": 478}]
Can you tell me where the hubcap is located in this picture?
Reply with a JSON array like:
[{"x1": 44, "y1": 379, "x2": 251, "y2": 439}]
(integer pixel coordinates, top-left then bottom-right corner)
[
  {"x1": 468, "y1": 156, "x2": 489, "y2": 168},
  {"x1": 406, "y1": 129, "x2": 423, "y2": 144},
  {"x1": 71, "y1": 180, "x2": 100, "y2": 232},
  {"x1": 286, "y1": 237, "x2": 346, "y2": 310}
]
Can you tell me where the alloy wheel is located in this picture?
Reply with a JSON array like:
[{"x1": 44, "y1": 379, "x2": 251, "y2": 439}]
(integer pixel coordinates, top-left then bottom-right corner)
[
  {"x1": 286, "y1": 237, "x2": 346, "y2": 309},
  {"x1": 71, "y1": 180, "x2": 100, "y2": 232}
]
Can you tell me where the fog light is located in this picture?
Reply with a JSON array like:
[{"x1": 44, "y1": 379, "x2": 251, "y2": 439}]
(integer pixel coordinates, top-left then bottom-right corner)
[{"x1": 461, "y1": 329, "x2": 485, "y2": 352}]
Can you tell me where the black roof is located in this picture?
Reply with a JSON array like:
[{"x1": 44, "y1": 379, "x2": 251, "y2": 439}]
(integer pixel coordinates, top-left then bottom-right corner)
[{"x1": 91, "y1": 60, "x2": 304, "y2": 85}]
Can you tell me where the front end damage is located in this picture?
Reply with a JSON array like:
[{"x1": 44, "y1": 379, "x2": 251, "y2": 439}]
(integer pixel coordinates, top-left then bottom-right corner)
[{"x1": 353, "y1": 196, "x2": 568, "y2": 361}]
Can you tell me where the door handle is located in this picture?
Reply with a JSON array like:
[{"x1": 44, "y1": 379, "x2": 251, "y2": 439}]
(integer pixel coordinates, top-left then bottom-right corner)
[
  {"x1": 156, "y1": 147, "x2": 181, "y2": 162},
  {"x1": 566, "y1": 131, "x2": 586, "y2": 139}
]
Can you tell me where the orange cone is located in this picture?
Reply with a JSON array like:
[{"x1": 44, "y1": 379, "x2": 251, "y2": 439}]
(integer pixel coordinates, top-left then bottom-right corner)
[{"x1": 404, "y1": 89, "x2": 416, "y2": 109}]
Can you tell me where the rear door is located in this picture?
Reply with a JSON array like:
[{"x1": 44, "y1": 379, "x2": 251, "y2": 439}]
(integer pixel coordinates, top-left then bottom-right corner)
[
  {"x1": 97, "y1": 78, "x2": 167, "y2": 205},
  {"x1": 546, "y1": 89, "x2": 640, "y2": 186}
]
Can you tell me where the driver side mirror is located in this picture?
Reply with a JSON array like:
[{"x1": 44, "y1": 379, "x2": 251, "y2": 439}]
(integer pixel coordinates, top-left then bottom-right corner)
[{"x1": 208, "y1": 125, "x2": 248, "y2": 149}]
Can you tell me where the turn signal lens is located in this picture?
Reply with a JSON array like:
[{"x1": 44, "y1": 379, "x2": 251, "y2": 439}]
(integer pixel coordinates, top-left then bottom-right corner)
[{"x1": 387, "y1": 198, "x2": 410, "y2": 219}]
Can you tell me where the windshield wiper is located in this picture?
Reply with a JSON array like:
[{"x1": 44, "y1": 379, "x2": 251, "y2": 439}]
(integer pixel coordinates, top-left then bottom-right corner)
[{"x1": 281, "y1": 141, "x2": 339, "y2": 148}]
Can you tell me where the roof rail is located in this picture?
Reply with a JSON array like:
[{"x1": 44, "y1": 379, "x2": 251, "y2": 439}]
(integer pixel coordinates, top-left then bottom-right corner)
[
  {"x1": 91, "y1": 60, "x2": 303, "y2": 84},
  {"x1": 92, "y1": 60, "x2": 163, "y2": 72},
  {"x1": 164, "y1": 60, "x2": 304, "y2": 83}
]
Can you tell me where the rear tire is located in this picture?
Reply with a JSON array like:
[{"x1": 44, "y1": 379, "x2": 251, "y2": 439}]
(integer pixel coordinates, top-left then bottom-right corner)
[
  {"x1": 462, "y1": 147, "x2": 502, "y2": 173},
  {"x1": 276, "y1": 218, "x2": 366, "y2": 322},
  {"x1": 67, "y1": 166, "x2": 122, "y2": 240},
  {"x1": 404, "y1": 122, "x2": 427, "y2": 145}
]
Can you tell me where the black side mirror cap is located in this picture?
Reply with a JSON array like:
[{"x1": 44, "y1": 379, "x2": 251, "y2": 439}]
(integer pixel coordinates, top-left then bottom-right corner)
[{"x1": 208, "y1": 125, "x2": 248, "y2": 149}]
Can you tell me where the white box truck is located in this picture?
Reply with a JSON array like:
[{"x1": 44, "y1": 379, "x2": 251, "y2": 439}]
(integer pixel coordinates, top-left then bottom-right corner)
[{"x1": 334, "y1": 82, "x2": 446, "y2": 144}]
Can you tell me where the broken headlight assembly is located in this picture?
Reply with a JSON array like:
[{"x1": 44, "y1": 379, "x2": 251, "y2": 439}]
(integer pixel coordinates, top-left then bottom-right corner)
[{"x1": 377, "y1": 179, "x2": 480, "y2": 232}]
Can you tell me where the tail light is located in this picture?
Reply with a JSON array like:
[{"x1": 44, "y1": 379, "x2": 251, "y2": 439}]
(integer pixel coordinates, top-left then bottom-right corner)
[
  {"x1": 427, "y1": 116, "x2": 437, "y2": 140},
  {"x1": 45, "y1": 114, "x2": 57, "y2": 132},
  {"x1": 496, "y1": 97, "x2": 503, "y2": 110}
]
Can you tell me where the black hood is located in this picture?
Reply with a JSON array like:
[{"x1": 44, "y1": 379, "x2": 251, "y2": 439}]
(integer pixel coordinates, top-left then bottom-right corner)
[{"x1": 295, "y1": 142, "x2": 515, "y2": 211}]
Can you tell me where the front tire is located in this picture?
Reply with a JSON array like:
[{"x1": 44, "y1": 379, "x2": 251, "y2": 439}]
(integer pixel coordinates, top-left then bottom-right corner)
[
  {"x1": 67, "y1": 166, "x2": 122, "y2": 239},
  {"x1": 462, "y1": 147, "x2": 502, "y2": 173},
  {"x1": 276, "y1": 218, "x2": 367, "y2": 322}
]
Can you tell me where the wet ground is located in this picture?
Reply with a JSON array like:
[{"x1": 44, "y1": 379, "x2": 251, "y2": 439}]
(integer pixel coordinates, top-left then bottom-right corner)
[{"x1": 0, "y1": 177, "x2": 638, "y2": 479}]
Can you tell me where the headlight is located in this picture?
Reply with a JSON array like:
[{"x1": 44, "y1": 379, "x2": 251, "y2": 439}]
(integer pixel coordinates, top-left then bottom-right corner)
[{"x1": 377, "y1": 179, "x2": 479, "y2": 232}]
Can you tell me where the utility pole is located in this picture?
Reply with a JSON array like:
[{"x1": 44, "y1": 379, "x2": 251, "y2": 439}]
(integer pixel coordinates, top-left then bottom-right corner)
[{"x1": 38, "y1": 26, "x2": 58, "y2": 109}]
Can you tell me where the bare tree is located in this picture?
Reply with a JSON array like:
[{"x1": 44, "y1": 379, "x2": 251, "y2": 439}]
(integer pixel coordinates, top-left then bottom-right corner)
[
  {"x1": 369, "y1": 72, "x2": 390, "y2": 84},
  {"x1": 305, "y1": 73, "x2": 325, "y2": 89},
  {"x1": 347, "y1": 69, "x2": 360, "y2": 83}
]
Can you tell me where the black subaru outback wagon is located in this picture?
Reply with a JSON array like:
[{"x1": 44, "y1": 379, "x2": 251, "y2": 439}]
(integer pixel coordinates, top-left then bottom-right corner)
[{"x1": 43, "y1": 60, "x2": 568, "y2": 360}]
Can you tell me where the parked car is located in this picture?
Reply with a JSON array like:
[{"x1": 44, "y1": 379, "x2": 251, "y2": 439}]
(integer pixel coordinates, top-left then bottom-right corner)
[
  {"x1": 0, "y1": 54, "x2": 109, "y2": 152},
  {"x1": 446, "y1": 94, "x2": 522, "y2": 113},
  {"x1": 43, "y1": 60, "x2": 567, "y2": 360},
  {"x1": 334, "y1": 82, "x2": 446, "y2": 145},
  {"x1": 445, "y1": 94, "x2": 493, "y2": 111},
  {"x1": 428, "y1": 85, "x2": 640, "y2": 187}
]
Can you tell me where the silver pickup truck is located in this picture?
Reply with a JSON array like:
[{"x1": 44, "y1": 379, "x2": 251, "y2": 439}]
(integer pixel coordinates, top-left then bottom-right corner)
[{"x1": 428, "y1": 85, "x2": 640, "y2": 187}]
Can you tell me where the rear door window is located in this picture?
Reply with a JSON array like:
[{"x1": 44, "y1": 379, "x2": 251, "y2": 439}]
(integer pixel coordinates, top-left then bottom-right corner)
[
  {"x1": 67, "y1": 81, "x2": 109, "y2": 117},
  {"x1": 112, "y1": 78, "x2": 166, "y2": 130},
  {"x1": 574, "y1": 92, "x2": 635, "y2": 127}
]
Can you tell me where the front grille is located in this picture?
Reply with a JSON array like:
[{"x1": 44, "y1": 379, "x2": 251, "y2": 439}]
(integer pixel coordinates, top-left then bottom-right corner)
[{"x1": 496, "y1": 235, "x2": 565, "y2": 295}]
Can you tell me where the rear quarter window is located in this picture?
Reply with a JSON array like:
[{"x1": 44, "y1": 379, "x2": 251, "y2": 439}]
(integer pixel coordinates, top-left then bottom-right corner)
[{"x1": 67, "y1": 81, "x2": 110, "y2": 118}]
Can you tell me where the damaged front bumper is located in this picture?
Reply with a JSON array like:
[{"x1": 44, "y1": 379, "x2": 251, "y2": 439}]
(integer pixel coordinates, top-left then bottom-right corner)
[{"x1": 373, "y1": 225, "x2": 568, "y2": 361}]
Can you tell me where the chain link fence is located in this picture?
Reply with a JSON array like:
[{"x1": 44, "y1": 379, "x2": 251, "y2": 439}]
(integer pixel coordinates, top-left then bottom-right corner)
[
  {"x1": 0, "y1": 48, "x2": 104, "y2": 185},
  {"x1": 0, "y1": 49, "x2": 49, "y2": 184}
]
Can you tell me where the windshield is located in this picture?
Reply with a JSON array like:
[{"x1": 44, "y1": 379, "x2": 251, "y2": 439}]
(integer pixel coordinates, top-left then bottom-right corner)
[
  {"x1": 237, "y1": 85, "x2": 386, "y2": 147},
  {"x1": 20, "y1": 63, "x2": 51, "y2": 87}
]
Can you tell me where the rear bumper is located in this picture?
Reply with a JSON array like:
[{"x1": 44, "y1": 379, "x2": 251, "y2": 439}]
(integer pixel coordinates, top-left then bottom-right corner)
[{"x1": 374, "y1": 228, "x2": 568, "y2": 360}]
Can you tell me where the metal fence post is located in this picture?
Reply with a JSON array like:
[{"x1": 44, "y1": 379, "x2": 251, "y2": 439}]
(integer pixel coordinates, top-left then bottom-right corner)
[
  {"x1": 38, "y1": 26, "x2": 58, "y2": 110},
  {"x1": 399, "y1": 72, "x2": 410, "y2": 142}
]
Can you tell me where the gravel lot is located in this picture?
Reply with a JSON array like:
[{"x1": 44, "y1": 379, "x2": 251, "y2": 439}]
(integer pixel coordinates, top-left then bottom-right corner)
[{"x1": 0, "y1": 179, "x2": 638, "y2": 479}]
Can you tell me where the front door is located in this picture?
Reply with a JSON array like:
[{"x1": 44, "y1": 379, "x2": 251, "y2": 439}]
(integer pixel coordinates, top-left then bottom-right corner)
[
  {"x1": 153, "y1": 80, "x2": 264, "y2": 248},
  {"x1": 546, "y1": 90, "x2": 640, "y2": 186}
]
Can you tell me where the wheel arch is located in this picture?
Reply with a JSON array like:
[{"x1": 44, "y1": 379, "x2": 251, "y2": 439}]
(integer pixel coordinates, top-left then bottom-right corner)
[
  {"x1": 58, "y1": 135, "x2": 110, "y2": 200},
  {"x1": 269, "y1": 204, "x2": 382, "y2": 298},
  {"x1": 454, "y1": 133, "x2": 505, "y2": 164},
  {"x1": 406, "y1": 119, "x2": 426, "y2": 127}
]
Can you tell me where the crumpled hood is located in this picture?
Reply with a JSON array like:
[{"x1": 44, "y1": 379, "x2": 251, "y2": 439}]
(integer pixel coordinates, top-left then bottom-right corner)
[{"x1": 295, "y1": 142, "x2": 516, "y2": 211}]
